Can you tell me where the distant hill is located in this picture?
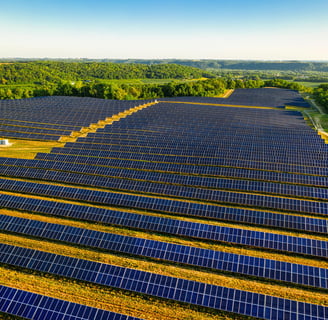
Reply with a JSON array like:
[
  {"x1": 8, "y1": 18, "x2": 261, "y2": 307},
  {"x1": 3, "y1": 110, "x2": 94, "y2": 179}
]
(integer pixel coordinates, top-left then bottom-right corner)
[
  {"x1": 106, "y1": 60, "x2": 328, "y2": 72},
  {"x1": 1, "y1": 59, "x2": 328, "y2": 73}
]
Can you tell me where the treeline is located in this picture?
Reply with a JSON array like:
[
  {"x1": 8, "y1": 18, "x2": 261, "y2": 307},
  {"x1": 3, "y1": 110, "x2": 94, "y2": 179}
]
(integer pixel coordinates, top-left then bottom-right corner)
[
  {"x1": 3, "y1": 59, "x2": 328, "y2": 72},
  {"x1": 0, "y1": 77, "x2": 310, "y2": 101},
  {"x1": 102, "y1": 59, "x2": 328, "y2": 72},
  {"x1": 313, "y1": 84, "x2": 328, "y2": 111},
  {"x1": 0, "y1": 79, "x2": 227, "y2": 100},
  {"x1": 0, "y1": 61, "x2": 213, "y2": 84}
]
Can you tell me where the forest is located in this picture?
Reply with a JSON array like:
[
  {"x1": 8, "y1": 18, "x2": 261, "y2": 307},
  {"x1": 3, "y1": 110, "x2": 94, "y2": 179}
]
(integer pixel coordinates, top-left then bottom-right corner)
[
  {"x1": 3, "y1": 59, "x2": 328, "y2": 72},
  {"x1": 0, "y1": 61, "x2": 214, "y2": 84},
  {"x1": 0, "y1": 61, "x2": 328, "y2": 110}
]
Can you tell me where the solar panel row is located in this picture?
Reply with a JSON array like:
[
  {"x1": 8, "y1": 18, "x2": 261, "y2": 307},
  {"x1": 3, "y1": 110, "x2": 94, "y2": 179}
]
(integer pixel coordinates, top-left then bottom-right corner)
[
  {"x1": 32, "y1": 153, "x2": 328, "y2": 187},
  {"x1": 0, "y1": 216, "x2": 326, "y2": 289},
  {"x1": 0, "y1": 131, "x2": 61, "y2": 141},
  {"x1": 1, "y1": 194, "x2": 327, "y2": 258},
  {"x1": 0, "y1": 118, "x2": 82, "y2": 130},
  {"x1": 0, "y1": 177, "x2": 327, "y2": 235},
  {"x1": 158, "y1": 88, "x2": 312, "y2": 108},
  {"x1": 85, "y1": 129, "x2": 324, "y2": 148},
  {"x1": 44, "y1": 144, "x2": 328, "y2": 167},
  {"x1": 0, "y1": 244, "x2": 326, "y2": 320},
  {"x1": 0, "y1": 96, "x2": 155, "y2": 140},
  {"x1": 57, "y1": 143, "x2": 328, "y2": 176},
  {"x1": 0, "y1": 125, "x2": 73, "y2": 135},
  {"x1": 2, "y1": 167, "x2": 326, "y2": 216},
  {"x1": 87, "y1": 129, "x2": 323, "y2": 144},
  {"x1": 14, "y1": 152, "x2": 328, "y2": 201},
  {"x1": 68, "y1": 146, "x2": 326, "y2": 167},
  {"x1": 0, "y1": 285, "x2": 140, "y2": 320}
]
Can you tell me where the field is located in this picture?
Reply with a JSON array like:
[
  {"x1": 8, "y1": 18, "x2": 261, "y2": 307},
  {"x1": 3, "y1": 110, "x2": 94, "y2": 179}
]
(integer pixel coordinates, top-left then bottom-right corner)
[
  {"x1": 0, "y1": 88, "x2": 327, "y2": 320},
  {"x1": 294, "y1": 81, "x2": 328, "y2": 88}
]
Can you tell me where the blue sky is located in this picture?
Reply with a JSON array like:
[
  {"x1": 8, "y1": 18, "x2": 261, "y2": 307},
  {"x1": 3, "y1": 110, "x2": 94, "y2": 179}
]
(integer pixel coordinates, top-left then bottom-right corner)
[{"x1": 1, "y1": 0, "x2": 328, "y2": 60}]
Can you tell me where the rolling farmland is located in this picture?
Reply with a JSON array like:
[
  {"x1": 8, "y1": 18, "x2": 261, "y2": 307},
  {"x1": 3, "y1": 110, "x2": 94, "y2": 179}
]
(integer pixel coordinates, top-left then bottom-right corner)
[{"x1": 0, "y1": 88, "x2": 327, "y2": 320}]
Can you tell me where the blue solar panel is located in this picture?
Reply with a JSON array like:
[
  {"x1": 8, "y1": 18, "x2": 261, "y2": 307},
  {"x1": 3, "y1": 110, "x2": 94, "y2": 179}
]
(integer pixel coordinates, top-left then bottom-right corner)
[
  {"x1": 0, "y1": 217, "x2": 326, "y2": 289},
  {"x1": 0, "y1": 194, "x2": 327, "y2": 258},
  {"x1": 32, "y1": 152, "x2": 328, "y2": 187},
  {"x1": 0, "y1": 244, "x2": 327, "y2": 320},
  {"x1": 1, "y1": 90, "x2": 327, "y2": 320},
  {"x1": 0, "y1": 96, "x2": 155, "y2": 140},
  {"x1": 0, "y1": 285, "x2": 141, "y2": 320},
  {"x1": 0, "y1": 178, "x2": 327, "y2": 235}
]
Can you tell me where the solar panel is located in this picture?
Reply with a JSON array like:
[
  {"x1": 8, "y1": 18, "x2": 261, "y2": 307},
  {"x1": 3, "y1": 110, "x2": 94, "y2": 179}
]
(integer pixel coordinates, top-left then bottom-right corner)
[
  {"x1": 0, "y1": 217, "x2": 326, "y2": 289},
  {"x1": 0, "y1": 96, "x2": 155, "y2": 140},
  {"x1": 0, "y1": 244, "x2": 326, "y2": 320},
  {"x1": 48, "y1": 143, "x2": 328, "y2": 176},
  {"x1": 0, "y1": 285, "x2": 141, "y2": 320},
  {"x1": 0, "y1": 178, "x2": 327, "y2": 234},
  {"x1": 159, "y1": 88, "x2": 312, "y2": 108},
  {"x1": 0, "y1": 195, "x2": 327, "y2": 258},
  {"x1": 32, "y1": 152, "x2": 328, "y2": 187}
]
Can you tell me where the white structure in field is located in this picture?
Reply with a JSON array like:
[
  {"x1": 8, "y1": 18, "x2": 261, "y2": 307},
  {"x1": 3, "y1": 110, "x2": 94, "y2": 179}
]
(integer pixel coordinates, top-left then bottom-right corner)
[{"x1": 0, "y1": 139, "x2": 9, "y2": 145}]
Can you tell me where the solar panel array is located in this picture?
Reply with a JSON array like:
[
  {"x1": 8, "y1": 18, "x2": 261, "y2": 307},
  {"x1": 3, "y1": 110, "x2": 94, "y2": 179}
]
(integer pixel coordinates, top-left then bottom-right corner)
[
  {"x1": 1, "y1": 194, "x2": 327, "y2": 258},
  {"x1": 0, "y1": 96, "x2": 153, "y2": 141},
  {"x1": 0, "y1": 178, "x2": 328, "y2": 235},
  {"x1": 0, "y1": 285, "x2": 141, "y2": 320},
  {"x1": 0, "y1": 89, "x2": 327, "y2": 320},
  {"x1": 1, "y1": 167, "x2": 328, "y2": 216},
  {"x1": 1, "y1": 243, "x2": 328, "y2": 320},
  {"x1": 0, "y1": 216, "x2": 327, "y2": 289},
  {"x1": 159, "y1": 88, "x2": 312, "y2": 108}
]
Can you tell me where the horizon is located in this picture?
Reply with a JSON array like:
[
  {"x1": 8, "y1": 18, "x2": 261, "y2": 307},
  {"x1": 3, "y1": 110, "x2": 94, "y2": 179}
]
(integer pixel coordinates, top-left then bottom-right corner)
[
  {"x1": 1, "y1": 58, "x2": 328, "y2": 63},
  {"x1": 1, "y1": 0, "x2": 328, "y2": 60}
]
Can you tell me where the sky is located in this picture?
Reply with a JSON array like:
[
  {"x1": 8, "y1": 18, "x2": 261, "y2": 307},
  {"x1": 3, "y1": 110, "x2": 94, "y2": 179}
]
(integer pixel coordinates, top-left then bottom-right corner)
[{"x1": 1, "y1": 0, "x2": 328, "y2": 60}]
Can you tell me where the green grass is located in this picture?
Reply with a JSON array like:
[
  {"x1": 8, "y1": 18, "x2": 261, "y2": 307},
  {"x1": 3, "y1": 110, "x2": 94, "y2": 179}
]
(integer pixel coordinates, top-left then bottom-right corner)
[
  {"x1": 317, "y1": 114, "x2": 328, "y2": 130},
  {"x1": 294, "y1": 81, "x2": 328, "y2": 88}
]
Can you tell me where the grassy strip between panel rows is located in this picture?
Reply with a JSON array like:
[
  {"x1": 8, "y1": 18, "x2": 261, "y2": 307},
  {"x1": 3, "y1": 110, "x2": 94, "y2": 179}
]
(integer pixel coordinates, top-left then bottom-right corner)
[{"x1": 0, "y1": 313, "x2": 25, "y2": 320}]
